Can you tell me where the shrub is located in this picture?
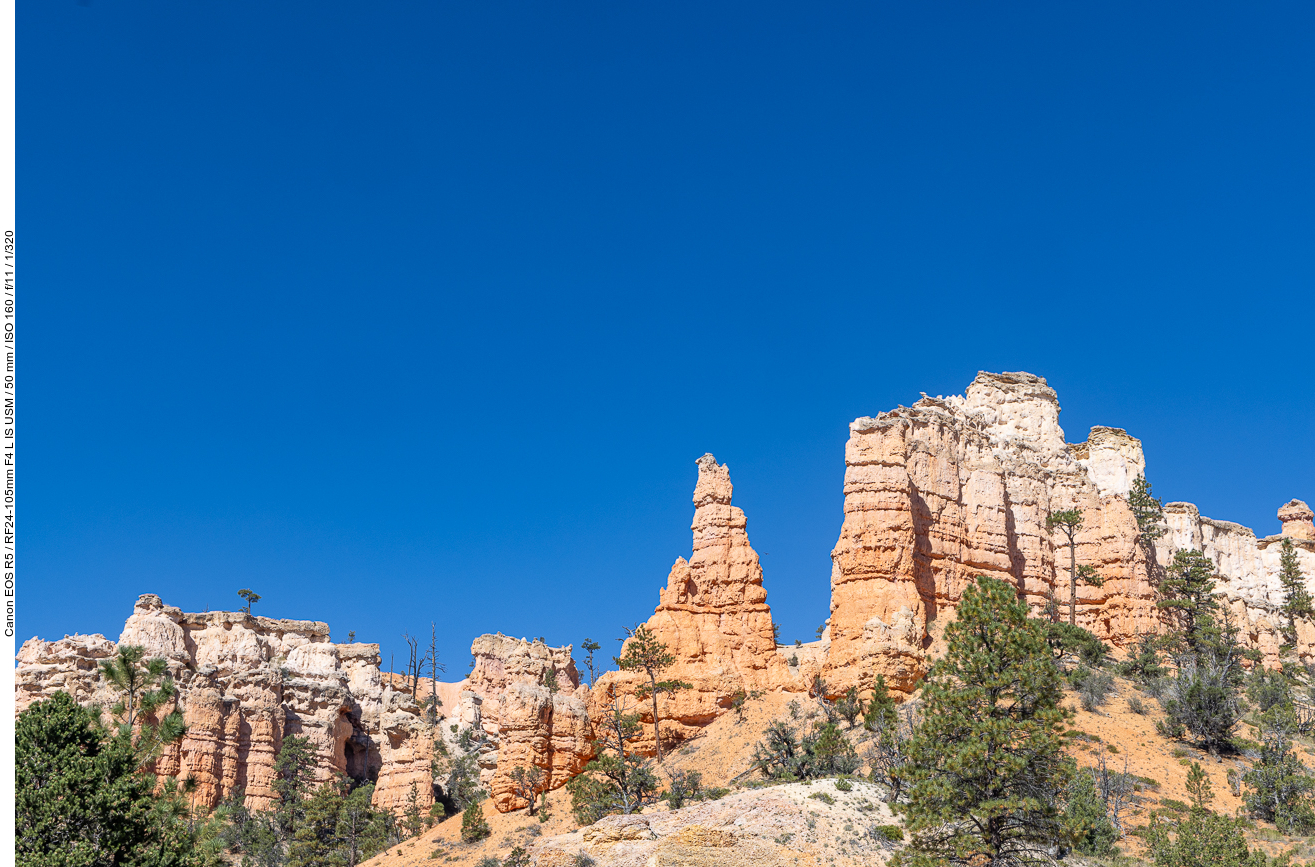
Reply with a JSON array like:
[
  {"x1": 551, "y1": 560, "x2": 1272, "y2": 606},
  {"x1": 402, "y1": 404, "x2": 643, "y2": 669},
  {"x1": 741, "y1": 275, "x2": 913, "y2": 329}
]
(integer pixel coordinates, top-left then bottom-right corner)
[
  {"x1": 476, "y1": 859, "x2": 500, "y2": 867},
  {"x1": 750, "y1": 718, "x2": 859, "y2": 781},
  {"x1": 1243, "y1": 703, "x2": 1315, "y2": 833},
  {"x1": 835, "y1": 778, "x2": 853, "y2": 792},
  {"x1": 871, "y1": 824, "x2": 904, "y2": 844},
  {"x1": 809, "y1": 791, "x2": 835, "y2": 804},
  {"x1": 660, "y1": 770, "x2": 703, "y2": 810},
  {"x1": 834, "y1": 687, "x2": 864, "y2": 728},
  {"x1": 1145, "y1": 808, "x2": 1263, "y2": 867},
  {"x1": 1064, "y1": 769, "x2": 1117, "y2": 855},
  {"x1": 705, "y1": 787, "x2": 730, "y2": 800},
  {"x1": 1128, "y1": 695, "x2": 1147, "y2": 715},
  {"x1": 1245, "y1": 666, "x2": 1291, "y2": 714},
  {"x1": 1080, "y1": 670, "x2": 1115, "y2": 712},
  {"x1": 502, "y1": 848, "x2": 531, "y2": 867},
  {"x1": 1117, "y1": 634, "x2": 1165, "y2": 682},
  {"x1": 571, "y1": 855, "x2": 597, "y2": 867},
  {"x1": 1158, "y1": 655, "x2": 1241, "y2": 754},
  {"x1": 1046, "y1": 622, "x2": 1110, "y2": 670},
  {"x1": 460, "y1": 802, "x2": 491, "y2": 843}
]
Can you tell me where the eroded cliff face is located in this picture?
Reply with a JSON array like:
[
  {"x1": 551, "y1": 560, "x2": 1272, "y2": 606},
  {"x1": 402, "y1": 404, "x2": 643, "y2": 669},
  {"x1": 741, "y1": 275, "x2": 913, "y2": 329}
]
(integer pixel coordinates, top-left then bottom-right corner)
[
  {"x1": 15, "y1": 594, "x2": 432, "y2": 815},
  {"x1": 1157, "y1": 500, "x2": 1315, "y2": 667},
  {"x1": 463, "y1": 634, "x2": 593, "y2": 812},
  {"x1": 823, "y1": 371, "x2": 1313, "y2": 694},
  {"x1": 591, "y1": 454, "x2": 797, "y2": 753}
]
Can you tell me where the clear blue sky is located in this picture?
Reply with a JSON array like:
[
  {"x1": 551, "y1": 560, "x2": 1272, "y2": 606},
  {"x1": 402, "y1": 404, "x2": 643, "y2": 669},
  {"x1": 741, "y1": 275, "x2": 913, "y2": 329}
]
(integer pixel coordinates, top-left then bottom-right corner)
[{"x1": 20, "y1": 2, "x2": 1314, "y2": 676}]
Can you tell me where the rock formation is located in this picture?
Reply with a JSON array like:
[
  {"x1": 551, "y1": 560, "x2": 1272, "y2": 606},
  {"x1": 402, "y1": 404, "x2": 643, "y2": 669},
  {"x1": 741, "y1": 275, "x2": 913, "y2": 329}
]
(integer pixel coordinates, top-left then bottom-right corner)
[
  {"x1": 823, "y1": 371, "x2": 1313, "y2": 694},
  {"x1": 15, "y1": 594, "x2": 436, "y2": 815},
  {"x1": 591, "y1": 454, "x2": 796, "y2": 752},
  {"x1": 16, "y1": 369, "x2": 1314, "y2": 819},
  {"x1": 1280, "y1": 500, "x2": 1315, "y2": 541},
  {"x1": 462, "y1": 633, "x2": 593, "y2": 812}
]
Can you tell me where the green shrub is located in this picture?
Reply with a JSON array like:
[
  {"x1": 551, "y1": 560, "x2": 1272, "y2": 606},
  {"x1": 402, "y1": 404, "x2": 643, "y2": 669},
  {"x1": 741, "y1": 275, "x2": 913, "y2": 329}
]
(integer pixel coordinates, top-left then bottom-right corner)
[
  {"x1": 1064, "y1": 770, "x2": 1117, "y2": 855},
  {"x1": 660, "y1": 770, "x2": 703, "y2": 810},
  {"x1": 873, "y1": 824, "x2": 904, "y2": 842},
  {"x1": 460, "y1": 802, "x2": 491, "y2": 843},
  {"x1": 808, "y1": 791, "x2": 835, "y2": 804},
  {"x1": 1128, "y1": 695, "x2": 1147, "y2": 715},
  {"x1": 1145, "y1": 807, "x2": 1265, "y2": 867},
  {"x1": 834, "y1": 778, "x2": 853, "y2": 792}
]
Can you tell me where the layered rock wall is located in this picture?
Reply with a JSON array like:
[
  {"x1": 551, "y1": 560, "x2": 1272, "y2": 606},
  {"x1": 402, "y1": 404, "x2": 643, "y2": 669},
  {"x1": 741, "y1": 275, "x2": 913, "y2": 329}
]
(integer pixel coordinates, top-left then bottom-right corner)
[
  {"x1": 464, "y1": 634, "x2": 593, "y2": 812},
  {"x1": 823, "y1": 371, "x2": 1313, "y2": 694},
  {"x1": 15, "y1": 595, "x2": 436, "y2": 815}
]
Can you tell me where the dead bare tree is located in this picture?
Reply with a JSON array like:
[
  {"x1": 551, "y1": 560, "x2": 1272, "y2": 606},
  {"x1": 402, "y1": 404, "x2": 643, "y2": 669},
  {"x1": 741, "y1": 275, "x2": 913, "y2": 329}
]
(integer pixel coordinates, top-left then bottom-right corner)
[
  {"x1": 508, "y1": 764, "x2": 547, "y2": 815},
  {"x1": 403, "y1": 632, "x2": 420, "y2": 699},
  {"x1": 425, "y1": 622, "x2": 445, "y2": 724},
  {"x1": 1094, "y1": 754, "x2": 1135, "y2": 838}
]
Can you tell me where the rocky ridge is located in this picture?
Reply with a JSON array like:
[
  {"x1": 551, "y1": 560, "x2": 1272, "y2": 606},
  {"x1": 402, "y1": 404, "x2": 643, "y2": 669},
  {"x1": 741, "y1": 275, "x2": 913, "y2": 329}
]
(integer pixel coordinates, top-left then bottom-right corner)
[{"x1": 15, "y1": 369, "x2": 1315, "y2": 814}]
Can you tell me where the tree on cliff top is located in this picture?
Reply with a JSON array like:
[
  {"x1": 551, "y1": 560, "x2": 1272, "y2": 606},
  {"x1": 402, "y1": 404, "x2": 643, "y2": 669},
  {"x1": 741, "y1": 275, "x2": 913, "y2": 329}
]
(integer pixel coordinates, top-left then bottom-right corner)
[
  {"x1": 615, "y1": 624, "x2": 690, "y2": 762},
  {"x1": 896, "y1": 576, "x2": 1076, "y2": 867},
  {"x1": 1046, "y1": 508, "x2": 1103, "y2": 627},
  {"x1": 238, "y1": 588, "x2": 261, "y2": 616},
  {"x1": 1279, "y1": 537, "x2": 1312, "y2": 649}
]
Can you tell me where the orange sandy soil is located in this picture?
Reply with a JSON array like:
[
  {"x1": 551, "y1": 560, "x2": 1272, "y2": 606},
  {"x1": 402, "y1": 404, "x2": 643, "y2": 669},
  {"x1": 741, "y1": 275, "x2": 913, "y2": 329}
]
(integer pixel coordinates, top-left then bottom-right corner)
[{"x1": 362, "y1": 678, "x2": 1315, "y2": 867}]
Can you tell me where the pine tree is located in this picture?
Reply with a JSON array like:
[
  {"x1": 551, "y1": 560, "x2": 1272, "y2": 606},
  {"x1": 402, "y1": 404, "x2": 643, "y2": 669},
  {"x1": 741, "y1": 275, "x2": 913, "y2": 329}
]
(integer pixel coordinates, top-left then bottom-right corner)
[
  {"x1": 287, "y1": 778, "x2": 350, "y2": 867},
  {"x1": 238, "y1": 588, "x2": 261, "y2": 615},
  {"x1": 615, "y1": 625, "x2": 690, "y2": 762},
  {"x1": 1046, "y1": 508, "x2": 1103, "y2": 626},
  {"x1": 566, "y1": 690, "x2": 659, "y2": 824},
  {"x1": 1158, "y1": 549, "x2": 1221, "y2": 654},
  {"x1": 508, "y1": 764, "x2": 546, "y2": 815},
  {"x1": 580, "y1": 638, "x2": 602, "y2": 687},
  {"x1": 863, "y1": 674, "x2": 910, "y2": 804},
  {"x1": 459, "y1": 802, "x2": 491, "y2": 843},
  {"x1": 98, "y1": 644, "x2": 187, "y2": 766},
  {"x1": 1128, "y1": 475, "x2": 1166, "y2": 549},
  {"x1": 898, "y1": 576, "x2": 1075, "y2": 866},
  {"x1": 16, "y1": 692, "x2": 211, "y2": 867},
  {"x1": 273, "y1": 735, "x2": 319, "y2": 843},
  {"x1": 1243, "y1": 702, "x2": 1315, "y2": 832},
  {"x1": 1278, "y1": 537, "x2": 1312, "y2": 648}
]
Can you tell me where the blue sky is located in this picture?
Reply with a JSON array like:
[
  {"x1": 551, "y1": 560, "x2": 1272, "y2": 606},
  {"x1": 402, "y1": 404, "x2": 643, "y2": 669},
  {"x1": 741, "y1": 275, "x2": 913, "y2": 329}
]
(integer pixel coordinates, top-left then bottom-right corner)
[{"x1": 20, "y1": 2, "x2": 1314, "y2": 676}]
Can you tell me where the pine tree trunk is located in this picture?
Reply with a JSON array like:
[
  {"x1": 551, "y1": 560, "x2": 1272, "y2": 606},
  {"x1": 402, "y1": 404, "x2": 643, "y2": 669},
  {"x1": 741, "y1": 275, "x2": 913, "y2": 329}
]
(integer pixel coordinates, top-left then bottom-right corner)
[
  {"x1": 1069, "y1": 534, "x2": 1077, "y2": 626},
  {"x1": 650, "y1": 672, "x2": 663, "y2": 762}
]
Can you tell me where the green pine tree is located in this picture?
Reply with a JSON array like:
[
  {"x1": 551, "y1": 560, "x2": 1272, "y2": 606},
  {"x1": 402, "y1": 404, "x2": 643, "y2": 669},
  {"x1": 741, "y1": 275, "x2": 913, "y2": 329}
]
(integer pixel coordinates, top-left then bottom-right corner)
[
  {"x1": 287, "y1": 778, "x2": 349, "y2": 867},
  {"x1": 1158, "y1": 549, "x2": 1221, "y2": 654},
  {"x1": 1128, "y1": 475, "x2": 1166, "y2": 548},
  {"x1": 1278, "y1": 537, "x2": 1312, "y2": 648},
  {"x1": 1243, "y1": 702, "x2": 1315, "y2": 833},
  {"x1": 273, "y1": 735, "x2": 319, "y2": 843},
  {"x1": 1146, "y1": 767, "x2": 1267, "y2": 867},
  {"x1": 1046, "y1": 508, "x2": 1103, "y2": 626},
  {"x1": 566, "y1": 691, "x2": 659, "y2": 824},
  {"x1": 98, "y1": 644, "x2": 187, "y2": 766},
  {"x1": 16, "y1": 692, "x2": 212, "y2": 867},
  {"x1": 615, "y1": 624, "x2": 691, "y2": 762},
  {"x1": 896, "y1": 576, "x2": 1076, "y2": 866},
  {"x1": 459, "y1": 801, "x2": 491, "y2": 843}
]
